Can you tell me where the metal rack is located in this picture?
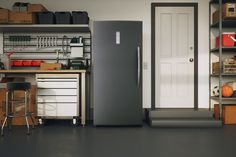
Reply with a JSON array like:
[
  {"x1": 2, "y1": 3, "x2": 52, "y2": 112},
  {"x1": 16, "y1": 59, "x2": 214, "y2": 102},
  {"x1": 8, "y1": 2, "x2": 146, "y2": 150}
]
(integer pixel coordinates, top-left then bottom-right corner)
[
  {"x1": 209, "y1": 0, "x2": 236, "y2": 115},
  {"x1": 0, "y1": 24, "x2": 91, "y2": 68}
]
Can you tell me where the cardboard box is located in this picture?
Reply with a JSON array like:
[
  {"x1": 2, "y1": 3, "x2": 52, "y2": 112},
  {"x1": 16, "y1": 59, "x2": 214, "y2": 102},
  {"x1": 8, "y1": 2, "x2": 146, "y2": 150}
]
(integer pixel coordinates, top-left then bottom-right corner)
[
  {"x1": 213, "y1": 3, "x2": 236, "y2": 24},
  {"x1": 27, "y1": 4, "x2": 47, "y2": 13},
  {"x1": 223, "y1": 105, "x2": 236, "y2": 124},
  {"x1": 0, "y1": 8, "x2": 9, "y2": 24},
  {"x1": 9, "y1": 11, "x2": 36, "y2": 24},
  {"x1": 40, "y1": 63, "x2": 62, "y2": 70},
  {"x1": 214, "y1": 104, "x2": 220, "y2": 120}
]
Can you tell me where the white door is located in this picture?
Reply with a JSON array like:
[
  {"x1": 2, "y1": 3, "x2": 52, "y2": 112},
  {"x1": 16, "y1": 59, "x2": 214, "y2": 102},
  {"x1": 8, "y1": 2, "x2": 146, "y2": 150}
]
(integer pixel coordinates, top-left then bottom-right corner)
[{"x1": 155, "y1": 7, "x2": 195, "y2": 108}]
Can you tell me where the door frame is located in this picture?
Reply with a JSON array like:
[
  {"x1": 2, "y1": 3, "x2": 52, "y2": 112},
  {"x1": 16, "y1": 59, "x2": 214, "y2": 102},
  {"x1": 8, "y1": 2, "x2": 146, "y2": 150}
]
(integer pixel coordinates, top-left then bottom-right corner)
[{"x1": 151, "y1": 3, "x2": 198, "y2": 110}]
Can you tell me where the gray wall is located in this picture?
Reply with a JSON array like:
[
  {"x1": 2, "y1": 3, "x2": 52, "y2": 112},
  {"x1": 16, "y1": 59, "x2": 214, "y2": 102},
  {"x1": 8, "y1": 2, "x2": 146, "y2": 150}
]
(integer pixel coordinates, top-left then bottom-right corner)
[{"x1": 0, "y1": 0, "x2": 210, "y2": 108}]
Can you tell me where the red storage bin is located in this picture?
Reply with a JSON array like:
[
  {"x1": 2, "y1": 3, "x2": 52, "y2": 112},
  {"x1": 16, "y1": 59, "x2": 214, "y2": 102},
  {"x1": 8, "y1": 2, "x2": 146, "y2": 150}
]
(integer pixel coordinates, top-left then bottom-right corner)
[
  {"x1": 12, "y1": 60, "x2": 23, "y2": 67},
  {"x1": 216, "y1": 32, "x2": 236, "y2": 47},
  {"x1": 31, "y1": 60, "x2": 43, "y2": 66},
  {"x1": 22, "y1": 60, "x2": 32, "y2": 66}
]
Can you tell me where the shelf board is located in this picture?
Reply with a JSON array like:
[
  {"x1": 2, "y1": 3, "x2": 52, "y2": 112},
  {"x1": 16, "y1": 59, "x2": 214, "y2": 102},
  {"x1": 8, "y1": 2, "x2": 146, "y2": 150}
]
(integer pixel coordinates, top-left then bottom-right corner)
[
  {"x1": 211, "y1": 47, "x2": 236, "y2": 52},
  {"x1": 211, "y1": 20, "x2": 236, "y2": 28},
  {"x1": 210, "y1": 0, "x2": 236, "y2": 4},
  {"x1": 0, "y1": 24, "x2": 90, "y2": 33},
  {"x1": 211, "y1": 96, "x2": 236, "y2": 101},
  {"x1": 211, "y1": 73, "x2": 236, "y2": 77}
]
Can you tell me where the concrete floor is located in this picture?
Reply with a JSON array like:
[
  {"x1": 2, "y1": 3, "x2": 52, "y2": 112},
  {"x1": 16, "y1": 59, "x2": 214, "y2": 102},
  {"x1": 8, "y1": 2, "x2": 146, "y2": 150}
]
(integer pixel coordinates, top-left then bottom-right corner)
[{"x1": 0, "y1": 121, "x2": 236, "y2": 157}]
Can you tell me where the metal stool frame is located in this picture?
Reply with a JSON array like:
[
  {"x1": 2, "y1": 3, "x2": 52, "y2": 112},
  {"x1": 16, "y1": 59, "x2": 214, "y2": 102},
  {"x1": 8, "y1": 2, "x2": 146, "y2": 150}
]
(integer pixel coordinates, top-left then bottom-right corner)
[{"x1": 1, "y1": 86, "x2": 35, "y2": 136}]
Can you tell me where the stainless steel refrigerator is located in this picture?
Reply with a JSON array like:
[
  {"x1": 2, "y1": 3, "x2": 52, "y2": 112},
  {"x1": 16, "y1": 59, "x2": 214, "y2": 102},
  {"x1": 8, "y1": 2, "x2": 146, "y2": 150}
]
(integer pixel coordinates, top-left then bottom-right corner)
[{"x1": 92, "y1": 21, "x2": 142, "y2": 126}]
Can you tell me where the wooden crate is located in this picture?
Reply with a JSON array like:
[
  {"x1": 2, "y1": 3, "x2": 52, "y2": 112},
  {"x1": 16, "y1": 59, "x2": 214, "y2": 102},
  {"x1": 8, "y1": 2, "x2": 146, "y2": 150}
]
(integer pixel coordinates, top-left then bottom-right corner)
[
  {"x1": 0, "y1": 8, "x2": 9, "y2": 24},
  {"x1": 212, "y1": 62, "x2": 236, "y2": 74},
  {"x1": 213, "y1": 3, "x2": 236, "y2": 24},
  {"x1": 223, "y1": 105, "x2": 236, "y2": 124},
  {"x1": 9, "y1": 11, "x2": 36, "y2": 24}
]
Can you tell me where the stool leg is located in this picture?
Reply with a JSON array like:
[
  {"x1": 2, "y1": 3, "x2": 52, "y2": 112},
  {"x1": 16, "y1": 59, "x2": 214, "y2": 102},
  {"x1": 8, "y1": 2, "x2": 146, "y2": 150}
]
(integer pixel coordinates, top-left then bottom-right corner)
[
  {"x1": 8, "y1": 92, "x2": 13, "y2": 131},
  {"x1": 1, "y1": 117, "x2": 7, "y2": 136},
  {"x1": 25, "y1": 91, "x2": 30, "y2": 135},
  {"x1": 7, "y1": 118, "x2": 12, "y2": 131},
  {"x1": 28, "y1": 92, "x2": 35, "y2": 129},
  {"x1": 1, "y1": 91, "x2": 9, "y2": 136},
  {"x1": 30, "y1": 115, "x2": 35, "y2": 129}
]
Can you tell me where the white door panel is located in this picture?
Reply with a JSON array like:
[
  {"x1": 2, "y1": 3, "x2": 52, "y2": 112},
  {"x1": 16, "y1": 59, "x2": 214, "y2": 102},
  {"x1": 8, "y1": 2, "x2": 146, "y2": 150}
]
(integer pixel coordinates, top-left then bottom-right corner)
[{"x1": 155, "y1": 7, "x2": 194, "y2": 108}]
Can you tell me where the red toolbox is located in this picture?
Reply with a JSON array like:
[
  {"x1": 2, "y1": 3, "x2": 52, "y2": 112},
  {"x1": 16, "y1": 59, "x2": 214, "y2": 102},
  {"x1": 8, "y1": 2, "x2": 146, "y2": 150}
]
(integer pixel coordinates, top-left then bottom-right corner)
[{"x1": 216, "y1": 32, "x2": 236, "y2": 47}]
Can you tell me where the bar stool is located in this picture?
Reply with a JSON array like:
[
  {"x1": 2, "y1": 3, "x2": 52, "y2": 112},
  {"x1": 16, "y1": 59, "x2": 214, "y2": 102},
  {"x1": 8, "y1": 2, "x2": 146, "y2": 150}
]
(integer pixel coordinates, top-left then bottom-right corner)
[{"x1": 1, "y1": 82, "x2": 35, "y2": 136}]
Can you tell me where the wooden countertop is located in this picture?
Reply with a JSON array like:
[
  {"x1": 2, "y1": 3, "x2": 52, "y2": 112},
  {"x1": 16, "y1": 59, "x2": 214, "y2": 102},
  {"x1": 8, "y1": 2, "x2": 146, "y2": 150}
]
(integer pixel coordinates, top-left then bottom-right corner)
[{"x1": 0, "y1": 70, "x2": 86, "y2": 74}]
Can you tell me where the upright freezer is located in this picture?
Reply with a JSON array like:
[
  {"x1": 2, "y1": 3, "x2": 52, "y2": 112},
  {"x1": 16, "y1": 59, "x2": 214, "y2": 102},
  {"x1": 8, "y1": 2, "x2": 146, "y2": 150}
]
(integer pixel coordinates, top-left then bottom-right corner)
[{"x1": 92, "y1": 21, "x2": 143, "y2": 126}]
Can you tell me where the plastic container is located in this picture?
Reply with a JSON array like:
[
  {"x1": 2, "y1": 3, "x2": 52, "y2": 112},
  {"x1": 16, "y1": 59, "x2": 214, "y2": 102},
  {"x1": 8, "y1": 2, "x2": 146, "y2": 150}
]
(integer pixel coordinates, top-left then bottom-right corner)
[
  {"x1": 55, "y1": 12, "x2": 71, "y2": 24},
  {"x1": 19, "y1": 3, "x2": 29, "y2": 12},
  {"x1": 22, "y1": 60, "x2": 32, "y2": 66},
  {"x1": 216, "y1": 32, "x2": 236, "y2": 47},
  {"x1": 72, "y1": 11, "x2": 89, "y2": 24},
  {"x1": 37, "y1": 12, "x2": 55, "y2": 24},
  {"x1": 12, "y1": 2, "x2": 21, "y2": 12},
  {"x1": 12, "y1": 60, "x2": 23, "y2": 67},
  {"x1": 31, "y1": 60, "x2": 43, "y2": 66}
]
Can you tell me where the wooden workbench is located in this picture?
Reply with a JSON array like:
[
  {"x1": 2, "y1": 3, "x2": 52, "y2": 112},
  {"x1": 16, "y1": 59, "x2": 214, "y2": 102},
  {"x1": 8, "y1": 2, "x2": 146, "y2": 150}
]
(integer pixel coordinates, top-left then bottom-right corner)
[{"x1": 0, "y1": 69, "x2": 87, "y2": 126}]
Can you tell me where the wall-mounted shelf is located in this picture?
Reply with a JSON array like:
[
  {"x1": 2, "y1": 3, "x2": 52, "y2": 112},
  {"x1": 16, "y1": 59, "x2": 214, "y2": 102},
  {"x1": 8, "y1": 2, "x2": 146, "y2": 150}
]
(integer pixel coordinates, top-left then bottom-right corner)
[
  {"x1": 211, "y1": 96, "x2": 236, "y2": 101},
  {"x1": 211, "y1": 20, "x2": 236, "y2": 28},
  {"x1": 211, "y1": 74, "x2": 236, "y2": 77},
  {"x1": 0, "y1": 24, "x2": 90, "y2": 33},
  {"x1": 211, "y1": 47, "x2": 236, "y2": 52},
  {"x1": 210, "y1": 0, "x2": 236, "y2": 4},
  {"x1": 0, "y1": 24, "x2": 92, "y2": 68}
]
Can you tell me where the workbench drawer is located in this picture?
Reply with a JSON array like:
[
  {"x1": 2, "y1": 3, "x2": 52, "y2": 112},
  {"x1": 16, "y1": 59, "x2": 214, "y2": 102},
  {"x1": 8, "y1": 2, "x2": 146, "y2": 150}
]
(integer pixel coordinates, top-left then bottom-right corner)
[
  {"x1": 37, "y1": 89, "x2": 78, "y2": 96},
  {"x1": 37, "y1": 82, "x2": 77, "y2": 88},
  {"x1": 37, "y1": 78, "x2": 78, "y2": 82},
  {"x1": 37, "y1": 103, "x2": 78, "y2": 117},
  {"x1": 37, "y1": 103, "x2": 57, "y2": 117},
  {"x1": 37, "y1": 96, "x2": 78, "y2": 103}
]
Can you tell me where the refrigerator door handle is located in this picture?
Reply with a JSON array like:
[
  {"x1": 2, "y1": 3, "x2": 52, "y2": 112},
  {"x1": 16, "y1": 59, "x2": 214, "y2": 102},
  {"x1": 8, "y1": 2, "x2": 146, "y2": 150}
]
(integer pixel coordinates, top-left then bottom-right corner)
[{"x1": 137, "y1": 46, "x2": 141, "y2": 87}]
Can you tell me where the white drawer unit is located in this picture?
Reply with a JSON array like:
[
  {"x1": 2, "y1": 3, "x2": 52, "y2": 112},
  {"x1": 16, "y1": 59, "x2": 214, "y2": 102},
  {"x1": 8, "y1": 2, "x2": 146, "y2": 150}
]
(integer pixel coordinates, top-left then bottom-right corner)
[
  {"x1": 37, "y1": 82, "x2": 77, "y2": 88},
  {"x1": 38, "y1": 96, "x2": 78, "y2": 103},
  {"x1": 38, "y1": 103, "x2": 78, "y2": 117},
  {"x1": 37, "y1": 89, "x2": 77, "y2": 96},
  {"x1": 36, "y1": 74, "x2": 80, "y2": 125}
]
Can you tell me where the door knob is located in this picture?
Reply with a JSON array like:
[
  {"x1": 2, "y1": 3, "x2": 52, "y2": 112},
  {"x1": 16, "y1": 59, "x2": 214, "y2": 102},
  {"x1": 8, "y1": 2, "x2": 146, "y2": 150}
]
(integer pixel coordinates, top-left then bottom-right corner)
[{"x1": 189, "y1": 58, "x2": 194, "y2": 62}]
